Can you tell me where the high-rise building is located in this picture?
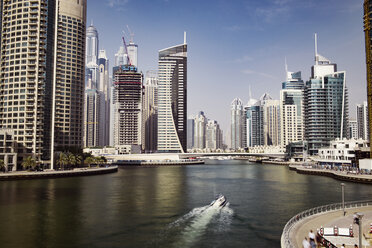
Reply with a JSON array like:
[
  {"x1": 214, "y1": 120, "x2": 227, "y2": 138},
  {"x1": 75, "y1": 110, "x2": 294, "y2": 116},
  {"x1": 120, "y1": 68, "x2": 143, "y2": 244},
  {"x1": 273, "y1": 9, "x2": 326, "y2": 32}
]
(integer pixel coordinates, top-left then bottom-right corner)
[
  {"x1": 349, "y1": 120, "x2": 358, "y2": 139},
  {"x1": 243, "y1": 96, "x2": 258, "y2": 148},
  {"x1": 83, "y1": 89, "x2": 102, "y2": 147},
  {"x1": 86, "y1": 23, "x2": 99, "y2": 65},
  {"x1": 357, "y1": 101, "x2": 369, "y2": 140},
  {"x1": 194, "y1": 111, "x2": 207, "y2": 149},
  {"x1": 304, "y1": 34, "x2": 349, "y2": 155},
  {"x1": 143, "y1": 71, "x2": 158, "y2": 152},
  {"x1": 206, "y1": 120, "x2": 222, "y2": 150},
  {"x1": 263, "y1": 98, "x2": 280, "y2": 146},
  {"x1": 84, "y1": 24, "x2": 101, "y2": 148},
  {"x1": 280, "y1": 69, "x2": 305, "y2": 147},
  {"x1": 98, "y1": 50, "x2": 110, "y2": 146},
  {"x1": 112, "y1": 65, "x2": 143, "y2": 147},
  {"x1": 363, "y1": 0, "x2": 372, "y2": 156},
  {"x1": 0, "y1": 0, "x2": 87, "y2": 169},
  {"x1": 115, "y1": 46, "x2": 128, "y2": 67},
  {"x1": 157, "y1": 35, "x2": 187, "y2": 153},
  {"x1": 187, "y1": 118, "x2": 195, "y2": 150},
  {"x1": 231, "y1": 98, "x2": 243, "y2": 149},
  {"x1": 127, "y1": 41, "x2": 138, "y2": 68}
]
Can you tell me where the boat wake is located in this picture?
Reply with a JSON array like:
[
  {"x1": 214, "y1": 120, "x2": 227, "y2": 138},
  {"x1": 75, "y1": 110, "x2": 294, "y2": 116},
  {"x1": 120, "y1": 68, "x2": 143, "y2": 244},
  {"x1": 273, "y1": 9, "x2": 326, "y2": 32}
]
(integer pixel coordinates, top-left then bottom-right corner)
[{"x1": 169, "y1": 195, "x2": 234, "y2": 248}]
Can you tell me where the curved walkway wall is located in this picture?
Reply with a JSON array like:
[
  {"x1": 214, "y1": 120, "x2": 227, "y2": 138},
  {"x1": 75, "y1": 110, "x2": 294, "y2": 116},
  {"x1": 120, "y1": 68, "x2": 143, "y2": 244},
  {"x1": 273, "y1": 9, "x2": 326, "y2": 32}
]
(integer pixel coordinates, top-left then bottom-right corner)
[{"x1": 281, "y1": 200, "x2": 372, "y2": 248}]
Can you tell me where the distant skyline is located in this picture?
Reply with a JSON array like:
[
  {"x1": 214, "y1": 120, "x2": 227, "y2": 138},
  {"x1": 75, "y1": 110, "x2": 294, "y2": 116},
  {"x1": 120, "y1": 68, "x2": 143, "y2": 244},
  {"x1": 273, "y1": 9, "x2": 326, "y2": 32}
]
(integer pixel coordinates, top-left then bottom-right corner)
[{"x1": 87, "y1": 0, "x2": 366, "y2": 136}]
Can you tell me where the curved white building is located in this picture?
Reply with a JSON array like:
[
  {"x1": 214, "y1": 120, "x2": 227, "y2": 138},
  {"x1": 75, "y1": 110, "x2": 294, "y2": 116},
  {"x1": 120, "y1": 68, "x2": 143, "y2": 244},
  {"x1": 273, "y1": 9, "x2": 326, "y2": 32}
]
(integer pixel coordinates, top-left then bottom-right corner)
[{"x1": 157, "y1": 38, "x2": 187, "y2": 153}]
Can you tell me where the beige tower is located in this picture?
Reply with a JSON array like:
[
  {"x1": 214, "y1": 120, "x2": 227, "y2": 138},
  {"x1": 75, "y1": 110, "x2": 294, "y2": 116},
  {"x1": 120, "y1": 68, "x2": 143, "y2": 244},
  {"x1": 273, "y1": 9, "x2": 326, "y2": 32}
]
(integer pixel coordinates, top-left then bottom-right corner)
[{"x1": 0, "y1": 0, "x2": 87, "y2": 169}]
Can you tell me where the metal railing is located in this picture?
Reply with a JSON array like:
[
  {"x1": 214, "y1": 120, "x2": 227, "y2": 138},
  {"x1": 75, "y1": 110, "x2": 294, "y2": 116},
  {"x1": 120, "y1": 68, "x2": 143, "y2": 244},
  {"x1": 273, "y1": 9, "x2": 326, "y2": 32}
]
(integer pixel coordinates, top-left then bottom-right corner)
[{"x1": 281, "y1": 200, "x2": 372, "y2": 248}]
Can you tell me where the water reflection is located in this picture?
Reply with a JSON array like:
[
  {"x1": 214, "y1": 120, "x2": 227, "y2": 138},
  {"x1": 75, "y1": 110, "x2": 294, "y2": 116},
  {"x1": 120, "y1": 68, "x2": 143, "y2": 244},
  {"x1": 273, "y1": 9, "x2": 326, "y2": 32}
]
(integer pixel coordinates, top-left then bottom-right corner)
[{"x1": 1, "y1": 162, "x2": 372, "y2": 247}]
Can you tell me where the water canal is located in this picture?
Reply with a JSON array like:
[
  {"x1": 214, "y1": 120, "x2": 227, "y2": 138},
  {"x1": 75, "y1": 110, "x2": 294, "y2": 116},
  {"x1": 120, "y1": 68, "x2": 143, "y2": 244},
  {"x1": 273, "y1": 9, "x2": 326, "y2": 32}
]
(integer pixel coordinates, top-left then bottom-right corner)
[{"x1": 1, "y1": 160, "x2": 372, "y2": 247}]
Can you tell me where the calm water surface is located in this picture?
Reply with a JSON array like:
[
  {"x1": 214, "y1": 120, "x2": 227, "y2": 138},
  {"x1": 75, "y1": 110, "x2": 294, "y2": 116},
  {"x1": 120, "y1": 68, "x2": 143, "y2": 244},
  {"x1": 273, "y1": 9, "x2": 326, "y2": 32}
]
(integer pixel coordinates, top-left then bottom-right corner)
[{"x1": 1, "y1": 160, "x2": 372, "y2": 248}]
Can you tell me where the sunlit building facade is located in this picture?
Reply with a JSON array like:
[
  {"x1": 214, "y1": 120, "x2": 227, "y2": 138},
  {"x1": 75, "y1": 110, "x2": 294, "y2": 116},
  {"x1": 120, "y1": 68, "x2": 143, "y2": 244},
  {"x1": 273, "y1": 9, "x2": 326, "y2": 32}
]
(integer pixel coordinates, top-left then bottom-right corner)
[
  {"x1": 0, "y1": 0, "x2": 86, "y2": 169},
  {"x1": 157, "y1": 39, "x2": 187, "y2": 153}
]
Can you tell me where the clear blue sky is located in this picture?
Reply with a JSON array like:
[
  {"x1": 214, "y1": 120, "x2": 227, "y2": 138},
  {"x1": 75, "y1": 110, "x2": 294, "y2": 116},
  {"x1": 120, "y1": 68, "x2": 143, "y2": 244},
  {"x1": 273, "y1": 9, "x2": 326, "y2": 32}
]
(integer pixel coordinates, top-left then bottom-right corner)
[{"x1": 88, "y1": 0, "x2": 366, "y2": 138}]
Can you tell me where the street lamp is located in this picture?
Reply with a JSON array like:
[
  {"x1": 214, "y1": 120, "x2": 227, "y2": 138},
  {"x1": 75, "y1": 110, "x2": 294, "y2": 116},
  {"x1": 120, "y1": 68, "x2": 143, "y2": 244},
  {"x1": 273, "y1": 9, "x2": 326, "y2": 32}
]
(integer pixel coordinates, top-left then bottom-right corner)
[
  {"x1": 341, "y1": 183, "x2": 345, "y2": 216},
  {"x1": 356, "y1": 212, "x2": 364, "y2": 248}
]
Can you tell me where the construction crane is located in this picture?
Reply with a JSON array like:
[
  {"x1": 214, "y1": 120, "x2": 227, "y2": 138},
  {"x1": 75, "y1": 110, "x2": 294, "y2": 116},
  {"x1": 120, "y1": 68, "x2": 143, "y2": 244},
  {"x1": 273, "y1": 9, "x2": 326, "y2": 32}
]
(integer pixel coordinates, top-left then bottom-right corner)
[
  {"x1": 126, "y1": 25, "x2": 134, "y2": 43},
  {"x1": 121, "y1": 31, "x2": 131, "y2": 66}
]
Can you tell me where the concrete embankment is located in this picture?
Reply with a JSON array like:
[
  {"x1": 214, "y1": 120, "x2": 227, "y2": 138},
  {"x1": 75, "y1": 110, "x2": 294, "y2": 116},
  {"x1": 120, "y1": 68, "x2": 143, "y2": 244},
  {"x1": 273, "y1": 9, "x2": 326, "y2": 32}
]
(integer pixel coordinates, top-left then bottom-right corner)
[
  {"x1": 289, "y1": 164, "x2": 372, "y2": 184},
  {"x1": 115, "y1": 159, "x2": 205, "y2": 166},
  {"x1": 262, "y1": 160, "x2": 291, "y2": 166},
  {"x1": 0, "y1": 166, "x2": 118, "y2": 181}
]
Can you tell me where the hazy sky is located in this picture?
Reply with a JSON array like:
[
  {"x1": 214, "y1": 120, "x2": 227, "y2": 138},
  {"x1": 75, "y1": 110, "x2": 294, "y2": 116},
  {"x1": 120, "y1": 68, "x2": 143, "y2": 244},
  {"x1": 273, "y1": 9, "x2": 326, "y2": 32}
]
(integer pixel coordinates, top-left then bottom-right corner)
[{"x1": 88, "y1": 0, "x2": 366, "y2": 138}]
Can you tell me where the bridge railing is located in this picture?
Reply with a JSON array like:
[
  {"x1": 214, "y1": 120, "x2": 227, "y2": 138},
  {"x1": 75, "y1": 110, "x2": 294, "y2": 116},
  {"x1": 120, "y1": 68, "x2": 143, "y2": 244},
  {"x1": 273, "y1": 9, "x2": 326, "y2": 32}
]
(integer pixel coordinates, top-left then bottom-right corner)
[{"x1": 281, "y1": 200, "x2": 372, "y2": 248}]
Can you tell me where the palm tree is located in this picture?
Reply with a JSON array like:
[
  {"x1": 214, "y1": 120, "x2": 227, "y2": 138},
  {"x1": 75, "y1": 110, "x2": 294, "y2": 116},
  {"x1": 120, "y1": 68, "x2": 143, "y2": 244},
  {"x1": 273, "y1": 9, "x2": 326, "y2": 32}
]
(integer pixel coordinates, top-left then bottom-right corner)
[
  {"x1": 66, "y1": 152, "x2": 76, "y2": 169},
  {"x1": 56, "y1": 153, "x2": 67, "y2": 170},
  {"x1": 0, "y1": 159, "x2": 5, "y2": 172},
  {"x1": 22, "y1": 156, "x2": 37, "y2": 171},
  {"x1": 75, "y1": 155, "x2": 82, "y2": 168},
  {"x1": 84, "y1": 157, "x2": 94, "y2": 168},
  {"x1": 94, "y1": 157, "x2": 104, "y2": 167}
]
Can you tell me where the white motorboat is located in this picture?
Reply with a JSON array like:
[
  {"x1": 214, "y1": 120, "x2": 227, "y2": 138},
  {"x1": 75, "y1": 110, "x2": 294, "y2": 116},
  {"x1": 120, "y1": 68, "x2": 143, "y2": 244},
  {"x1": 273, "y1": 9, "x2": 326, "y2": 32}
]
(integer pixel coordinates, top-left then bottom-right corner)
[{"x1": 209, "y1": 194, "x2": 227, "y2": 208}]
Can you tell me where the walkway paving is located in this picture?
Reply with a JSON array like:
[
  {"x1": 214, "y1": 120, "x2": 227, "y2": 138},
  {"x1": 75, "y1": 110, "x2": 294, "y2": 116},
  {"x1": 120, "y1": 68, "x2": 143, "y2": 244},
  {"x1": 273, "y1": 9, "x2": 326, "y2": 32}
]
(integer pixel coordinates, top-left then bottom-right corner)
[
  {"x1": 291, "y1": 206, "x2": 372, "y2": 248},
  {"x1": 289, "y1": 164, "x2": 372, "y2": 184},
  {"x1": 0, "y1": 166, "x2": 118, "y2": 180}
]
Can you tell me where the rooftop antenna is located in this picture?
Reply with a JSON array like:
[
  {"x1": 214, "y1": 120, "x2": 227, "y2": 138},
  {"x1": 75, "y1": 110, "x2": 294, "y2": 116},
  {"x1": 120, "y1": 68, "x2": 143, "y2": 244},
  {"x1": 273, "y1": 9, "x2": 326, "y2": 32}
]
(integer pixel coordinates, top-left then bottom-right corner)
[
  {"x1": 184, "y1": 31, "x2": 186, "y2": 44},
  {"x1": 126, "y1": 25, "x2": 134, "y2": 43},
  {"x1": 91, "y1": 19, "x2": 93, "y2": 26},
  {"x1": 315, "y1": 33, "x2": 318, "y2": 65}
]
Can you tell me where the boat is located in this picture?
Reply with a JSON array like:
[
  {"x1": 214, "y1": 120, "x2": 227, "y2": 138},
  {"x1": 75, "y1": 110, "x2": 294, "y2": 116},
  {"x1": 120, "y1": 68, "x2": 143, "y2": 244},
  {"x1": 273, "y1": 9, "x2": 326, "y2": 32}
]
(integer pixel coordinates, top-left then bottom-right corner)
[{"x1": 209, "y1": 194, "x2": 227, "y2": 208}]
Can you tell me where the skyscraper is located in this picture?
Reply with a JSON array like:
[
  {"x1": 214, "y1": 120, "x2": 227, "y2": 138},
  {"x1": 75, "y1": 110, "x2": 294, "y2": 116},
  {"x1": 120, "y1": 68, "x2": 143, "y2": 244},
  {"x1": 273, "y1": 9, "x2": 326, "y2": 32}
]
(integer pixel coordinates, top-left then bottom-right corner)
[
  {"x1": 194, "y1": 111, "x2": 207, "y2": 149},
  {"x1": 157, "y1": 35, "x2": 187, "y2": 153},
  {"x1": 243, "y1": 95, "x2": 258, "y2": 148},
  {"x1": 231, "y1": 98, "x2": 243, "y2": 149},
  {"x1": 304, "y1": 34, "x2": 349, "y2": 155},
  {"x1": 86, "y1": 22, "x2": 99, "y2": 66},
  {"x1": 112, "y1": 65, "x2": 143, "y2": 147},
  {"x1": 280, "y1": 69, "x2": 305, "y2": 147},
  {"x1": 115, "y1": 46, "x2": 128, "y2": 67},
  {"x1": 363, "y1": 0, "x2": 372, "y2": 156},
  {"x1": 206, "y1": 120, "x2": 222, "y2": 150},
  {"x1": 0, "y1": 0, "x2": 87, "y2": 169},
  {"x1": 143, "y1": 71, "x2": 158, "y2": 152},
  {"x1": 84, "y1": 24, "x2": 102, "y2": 148},
  {"x1": 262, "y1": 98, "x2": 280, "y2": 146},
  {"x1": 98, "y1": 50, "x2": 110, "y2": 146},
  {"x1": 356, "y1": 101, "x2": 369, "y2": 140},
  {"x1": 127, "y1": 41, "x2": 138, "y2": 68},
  {"x1": 187, "y1": 118, "x2": 195, "y2": 150}
]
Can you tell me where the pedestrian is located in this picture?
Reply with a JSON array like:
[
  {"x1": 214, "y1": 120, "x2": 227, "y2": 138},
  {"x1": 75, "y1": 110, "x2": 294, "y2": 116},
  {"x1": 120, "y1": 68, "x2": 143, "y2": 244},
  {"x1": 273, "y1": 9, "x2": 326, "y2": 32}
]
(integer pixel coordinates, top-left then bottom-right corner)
[
  {"x1": 308, "y1": 230, "x2": 316, "y2": 248},
  {"x1": 354, "y1": 245, "x2": 358, "y2": 248},
  {"x1": 302, "y1": 237, "x2": 310, "y2": 248},
  {"x1": 341, "y1": 244, "x2": 345, "y2": 248}
]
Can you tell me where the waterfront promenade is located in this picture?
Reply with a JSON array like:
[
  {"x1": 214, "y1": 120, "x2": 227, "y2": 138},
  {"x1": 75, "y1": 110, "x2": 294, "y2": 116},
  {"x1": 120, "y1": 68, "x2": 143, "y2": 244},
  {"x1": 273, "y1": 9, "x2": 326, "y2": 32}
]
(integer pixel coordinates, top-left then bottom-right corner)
[
  {"x1": 0, "y1": 166, "x2": 118, "y2": 181},
  {"x1": 291, "y1": 206, "x2": 372, "y2": 247},
  {"x1": 289, "y1": 164, "x2": 372, "y2": 184}
]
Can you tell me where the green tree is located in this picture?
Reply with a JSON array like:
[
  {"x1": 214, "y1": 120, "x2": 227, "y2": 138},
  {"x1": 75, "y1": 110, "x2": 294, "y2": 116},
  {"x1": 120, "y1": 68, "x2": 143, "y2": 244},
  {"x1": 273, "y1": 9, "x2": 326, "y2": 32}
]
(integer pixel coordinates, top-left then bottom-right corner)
[
  {"x1": 22, "y1": 156, "x2": 37, "y2": 171},
  {"x1": 84, "y1": 157, "x2": 94, "y2": 168},
  {"x1": 66, "y1": 152, "x2": 76, "y2": 169},
  {"x1": 75, "y1": 155, "x2": 82, "y2": 168},
  {"x1": 56, "y1": 153, "x2": 68, "y2": 170}
]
